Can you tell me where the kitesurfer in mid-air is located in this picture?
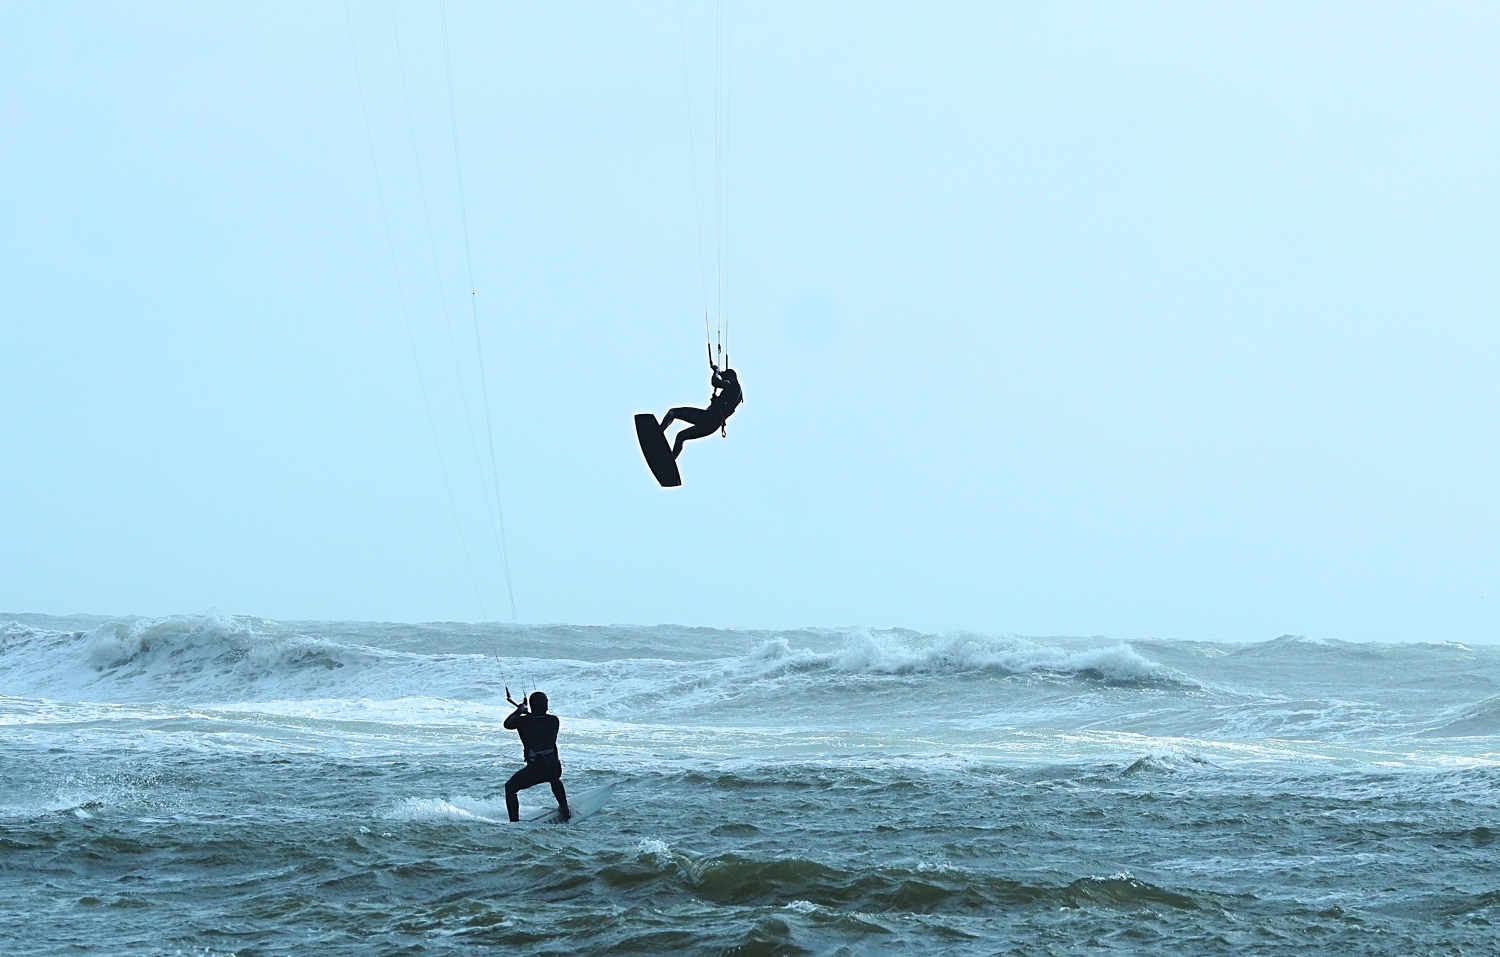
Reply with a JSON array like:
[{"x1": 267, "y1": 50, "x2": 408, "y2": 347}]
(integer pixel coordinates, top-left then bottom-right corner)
[
  {"x1": 503, "y1": 690, "x2": 569, "y2": 823},
  {"x1": 661, "y1": 364, "x2": 743, "y2": 458}
]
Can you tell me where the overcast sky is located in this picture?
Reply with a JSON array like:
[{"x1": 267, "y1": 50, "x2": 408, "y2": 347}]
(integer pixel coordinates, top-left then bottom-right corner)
[{"x1": 2, "y1": 2, "x2": 1497, "y2": 642}]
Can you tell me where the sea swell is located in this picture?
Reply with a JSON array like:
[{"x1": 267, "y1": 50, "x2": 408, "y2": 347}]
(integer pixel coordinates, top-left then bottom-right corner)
[
  {"x1": 4, "y1": 614, "x2": 1500, "y2": 752},
  {"x1": 0, "y1": 615, "x2": 1193, "y2": 707},
  {"x1": 4, "y1": 613, "x2": 1500, "y2": 956},
  {"x1": 613, "y1": 839, "x2": 1222, "y2": 915},
  {"x1": 743, "y1": 630, "x2": 1193, "y2": 686},
  {"x1": 0, "y1": 615, "x2": 386, "y2": 703}
]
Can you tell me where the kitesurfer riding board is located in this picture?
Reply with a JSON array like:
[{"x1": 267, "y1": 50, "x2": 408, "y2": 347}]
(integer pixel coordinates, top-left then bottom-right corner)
[{"x1": 502, "y1": 690, "x2": 569, "y2": 823}]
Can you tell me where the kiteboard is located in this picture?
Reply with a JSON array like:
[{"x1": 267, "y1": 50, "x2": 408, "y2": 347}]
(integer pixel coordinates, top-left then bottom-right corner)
[
  {"x1": 634, "y1": 413, "x2": 682, "y2": 487},
  {"x1": 520, "y1": 783, "x2": 617, "y2": 825}
]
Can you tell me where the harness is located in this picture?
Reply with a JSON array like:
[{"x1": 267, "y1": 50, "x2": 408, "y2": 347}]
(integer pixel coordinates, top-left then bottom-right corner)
[{"x1": 711, "y1": 383, "x2": 742, "y2": 437}]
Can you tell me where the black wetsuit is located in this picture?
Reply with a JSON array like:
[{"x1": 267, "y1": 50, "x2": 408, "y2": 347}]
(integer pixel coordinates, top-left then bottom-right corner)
[
  {"x1": 503, "y1": 705, "x2": 568, "y2": 822},
  {"x1": 663, "y1": 370, "x2": 744, "y2": 457}
]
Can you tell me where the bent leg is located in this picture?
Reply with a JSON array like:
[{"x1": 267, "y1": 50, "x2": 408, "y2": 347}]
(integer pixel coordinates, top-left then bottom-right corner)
[
  {"x1": 671, "y1": 420, "x2": 720, "y2": 458},
  {"x1": 661, "y1": 406, "x2": 723, "y2": 457},
  {"x1": 662, "y1": 406, "x2": 712, "y2": 430},
  {"x1": 504, "y1": 762, "x2": 547, "y2": 823}
]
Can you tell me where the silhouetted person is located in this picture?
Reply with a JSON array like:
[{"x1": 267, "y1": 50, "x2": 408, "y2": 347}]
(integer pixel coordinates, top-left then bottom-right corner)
[
  {"x1": 503, "y1": 691, "x2": 569, "y2": 823},
  {"x1": 661, "y1": 366, "x2": 743, "y2": 458}
]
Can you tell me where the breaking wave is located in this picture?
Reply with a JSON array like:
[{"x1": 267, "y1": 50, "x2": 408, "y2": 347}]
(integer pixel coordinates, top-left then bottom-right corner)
[
  {"x1": 0, "y1": 615, "x2": 391, "y2": 703},
  {"x1": 741, "y1": 630, "x2": 1190, "y2": 686},
  {"x1": 4, "y1": 614, "x2": 1498, "y2": 752},
  {"x1": 0, "y1": 616, "x2": 1190, "y2": 708}
]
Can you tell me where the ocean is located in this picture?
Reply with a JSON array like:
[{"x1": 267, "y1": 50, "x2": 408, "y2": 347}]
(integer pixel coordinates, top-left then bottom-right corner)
[{"x1": 2, "y1": 613, "x2": 1497, "y2": 955}]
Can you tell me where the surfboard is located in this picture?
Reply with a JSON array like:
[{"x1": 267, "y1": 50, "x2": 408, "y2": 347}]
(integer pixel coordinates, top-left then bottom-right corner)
[
  {"x1": 520, "y1": 782, "x2": 617, "y2": 825},
  {"x1": 634, "y1": 413, "x2": 682, "y2": 487}
]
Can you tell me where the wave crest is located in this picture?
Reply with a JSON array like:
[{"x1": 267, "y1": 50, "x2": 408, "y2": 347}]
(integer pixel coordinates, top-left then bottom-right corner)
[
  {"x1": 1419, "y1": 695, "x2": 1500, "y2": 738},
  {"x1": 0, "y1": 614, "x2": 378, "y2": 702},
  {"x1": 745, "y1": 631, "x2": 1187, "y2": 686}
]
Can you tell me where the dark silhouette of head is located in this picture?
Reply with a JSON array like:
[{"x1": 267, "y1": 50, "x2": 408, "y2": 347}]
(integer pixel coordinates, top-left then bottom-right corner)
[
  {"x1": 529, "y1": 691, "x2": 548, "y2": 714},
  {"x1": 721, "y1": 367, "x2": 738, "y2": 383}
]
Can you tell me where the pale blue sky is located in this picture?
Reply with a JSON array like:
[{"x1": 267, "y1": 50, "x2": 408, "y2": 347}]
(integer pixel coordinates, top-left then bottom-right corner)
[{"x1": 2, "y1": 2, "x2": 1497, "y2": 642}]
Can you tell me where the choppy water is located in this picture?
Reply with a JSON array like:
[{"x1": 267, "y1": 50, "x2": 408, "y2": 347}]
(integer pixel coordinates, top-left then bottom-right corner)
[{"x1": 2, "y1": 614, "x2": 1498, "y2": 955}]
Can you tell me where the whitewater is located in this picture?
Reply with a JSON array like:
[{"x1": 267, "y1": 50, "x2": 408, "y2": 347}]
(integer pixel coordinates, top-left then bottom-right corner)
[{"x1": 2, "y1": 614, "x2": 1497, "y2": 955}]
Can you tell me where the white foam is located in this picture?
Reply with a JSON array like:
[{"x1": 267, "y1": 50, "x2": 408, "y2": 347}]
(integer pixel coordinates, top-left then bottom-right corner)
[
  {"x1": 381, "y1": 795, "x2": 507, "y2": 824},
  {"x1": 0, "y1": 614, "x2": 508, "y2": 706},
  {"x1": 743, "y1": 630, "x2": 1183, "y2": 684},
  {"x1": 636, "y1": 838, "x2": 675, "y2": 865},
  {"x1": 8, "y1": 615, "x2": 1497, "y2": 766}
]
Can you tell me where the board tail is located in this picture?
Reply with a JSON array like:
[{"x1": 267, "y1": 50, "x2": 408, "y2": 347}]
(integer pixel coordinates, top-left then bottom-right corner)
[{"x1": 634, "y1": 413, "x2": 683, "y2": 487}]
